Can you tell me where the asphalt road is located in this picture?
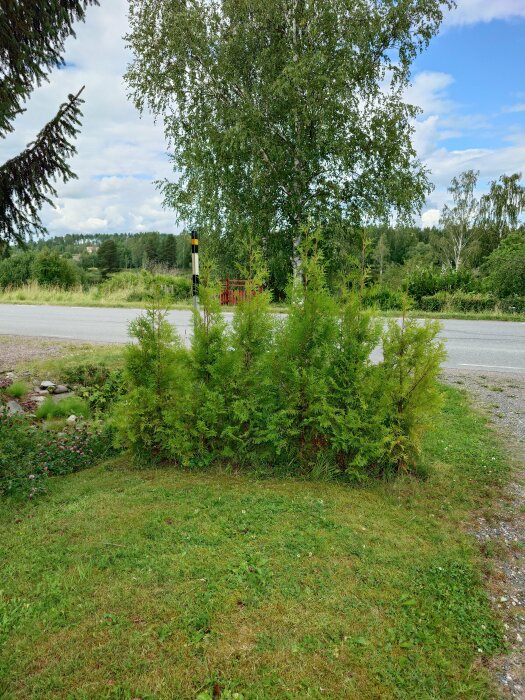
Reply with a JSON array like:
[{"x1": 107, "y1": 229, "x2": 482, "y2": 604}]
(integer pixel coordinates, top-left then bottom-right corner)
[{"x1": 1, "y1": 304, "x2": 524, "y2": 373}]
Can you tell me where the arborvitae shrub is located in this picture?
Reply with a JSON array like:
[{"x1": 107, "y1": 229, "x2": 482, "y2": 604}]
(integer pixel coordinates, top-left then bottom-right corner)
[
  {"x1": 227, "y1": 252, "x2": 275, "y2": 464},
  {"x1": 113, "y1": 299, "x2": 193, "y2": 464},
  {"x1": 189, "y1": 269, "x2": 235, "y2": 462},
  {"x1": 326, "y1": 293, "x2": 388, "y2": 478},
  {"x1": 115, "y1": 240, "x2": 446, "y2": 478},
  {"x1": 381, "y1": 314, "x2": 446, "y2": 473},
  {"x1": 261, "y1": 235, "x2": 339, "y2": 468}
]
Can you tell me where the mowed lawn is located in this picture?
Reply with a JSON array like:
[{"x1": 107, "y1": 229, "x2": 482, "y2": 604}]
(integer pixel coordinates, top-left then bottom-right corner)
[{"x1": 0, "y1": 387, "x2": 509, "y2": 699}]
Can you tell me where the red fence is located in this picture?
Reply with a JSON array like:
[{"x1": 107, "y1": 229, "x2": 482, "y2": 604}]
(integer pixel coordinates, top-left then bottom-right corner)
[{"x1": 219, "y1": 279, "x2": 261, "y2": 306}]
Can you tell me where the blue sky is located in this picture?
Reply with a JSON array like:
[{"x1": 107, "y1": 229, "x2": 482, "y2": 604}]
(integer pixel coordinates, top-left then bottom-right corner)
[{"x1": 1, "y1": 0, "x2": 524, "y2": 234}]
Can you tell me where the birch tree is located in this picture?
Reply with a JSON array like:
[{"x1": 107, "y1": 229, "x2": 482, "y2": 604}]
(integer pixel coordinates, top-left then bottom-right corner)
[
  {"x1": 125, "y1": 0, "x2": 453, "y2": 283},
  {"x1": 439, "y1": 170, "x2": 479, "y2": 271}
]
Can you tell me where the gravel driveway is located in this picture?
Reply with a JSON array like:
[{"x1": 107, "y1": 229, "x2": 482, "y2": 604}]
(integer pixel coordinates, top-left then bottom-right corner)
[{"x1": 444, "y1": 369, "x2": 525, "y2": 699}]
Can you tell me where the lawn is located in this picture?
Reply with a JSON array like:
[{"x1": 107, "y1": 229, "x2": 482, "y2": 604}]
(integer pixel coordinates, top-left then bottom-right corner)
[{"x1": 0, "y1": 386, "x2": 510, "y2": 699}]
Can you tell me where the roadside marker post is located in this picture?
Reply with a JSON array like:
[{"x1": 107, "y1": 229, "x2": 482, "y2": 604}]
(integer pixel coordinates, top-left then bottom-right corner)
[{"x1": 191, "y1": 230, "x2": 199, "y2": 310}]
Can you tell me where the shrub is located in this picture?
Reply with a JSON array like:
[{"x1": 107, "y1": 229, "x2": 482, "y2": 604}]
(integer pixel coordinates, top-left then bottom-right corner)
[
  {"x1": 325, "y1": 293, "x2": 387, "y2": 478},
  {"x1": 226, "y1": 256, "x2": 274, "y2": 463},
  {"x1": 419, "y1": 292, "x2": 496, "y2": 313},
  {"x1": 482, "y1": 232, "x2": 525, "y2": 298},
  {"x1": 381, "y1": 315, "x2": 446, "y2": 472},
  {"x1": 61, "y1": 363, "x2": 126, "y2": 414},
  {"x1": 31, "y1": 249, "x2": 80, "y2": 289},
  {"x1": 112, "y1": 301, "x2": 193, "y2": 463},
  {"x1": 0, "y1": 251, "x2": 35, "y2": 289},
  {"x1": 497, "y1": 297, "x2": 525, "y2": 314},
  {"x1": 115, "y1": 233, "x2": 446, "y2": 477},
  {"x1": 0, "y1": 416, "x2": 110, "y2": 498},
  {"x1": 419, "y1": 293, "x2": 447, "y2": 312},
  {"x1": 405, "y1": 269, "x2": 473, "y2": 305},
  {"x1": 447, "y1": 292, "x2": 495, "y2": 313},
  {"x1": 260, "y1": 234, "x2": 339, "y2": 468},
  {"x1": 189, "y1": 270, "x2": 234, "y2": 460},
  {"x1": 36, "y1": 396, "x2": 90, "y2": 420},
  {"x1": 98, "y1": 270, "x2": 191, "y2": 303},
  {"x1": 362, "y1": 286, "x2": 406, "y2": 310}
]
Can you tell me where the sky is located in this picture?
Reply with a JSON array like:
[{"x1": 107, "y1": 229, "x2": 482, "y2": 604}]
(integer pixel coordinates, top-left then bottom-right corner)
[{"x1": 1, "y1": 0, "x2": 525, "y2": 235}]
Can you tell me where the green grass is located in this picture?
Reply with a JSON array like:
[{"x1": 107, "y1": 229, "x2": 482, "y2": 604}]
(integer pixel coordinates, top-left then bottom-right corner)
[
  {"x1": 0, "y1": 281, "x2": 196, "y2": 310},
  {"x1": 5, "y1": 381, "x2": 29, "y2": 399},
  {"x1": 0, "y1": 283, "x2": 523, "y2": 321},
  {"x1": 381, "y1": 308, "x2": 525, "y2": 322},
  {"x1": 22, "y1": 344, "x2": 126, "y2": 379},
  {"x1": 35, "y1": 396, "x2": 90, "y2": 420},
  {"x1": 0, "y1": 386, "x2": 510, "y2": 699}
]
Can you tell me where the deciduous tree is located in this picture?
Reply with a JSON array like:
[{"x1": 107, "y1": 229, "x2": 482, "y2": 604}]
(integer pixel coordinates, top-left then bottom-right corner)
[
  {"x1": 125, "y1": 0, "x2": 453, "y2": 282},
  {"x1": 438, "y1": 170, "x2": 479, "y2": 271}
]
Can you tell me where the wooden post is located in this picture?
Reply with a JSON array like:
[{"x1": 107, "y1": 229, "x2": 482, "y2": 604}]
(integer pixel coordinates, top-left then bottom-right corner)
[{"x1": 191, "y1": 230, "x2": 199, "y2": 310}]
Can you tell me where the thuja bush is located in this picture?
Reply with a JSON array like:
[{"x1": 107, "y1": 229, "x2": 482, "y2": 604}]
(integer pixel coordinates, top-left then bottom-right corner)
[
  {"x1": 115, "y1": 237, "x2": 446, "y2": 478},
  {"x1": 112, "y1": 295, "x2": 193, "y2": 463}
]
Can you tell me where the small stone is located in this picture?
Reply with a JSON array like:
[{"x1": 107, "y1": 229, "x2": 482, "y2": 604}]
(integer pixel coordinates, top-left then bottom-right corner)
[
  {"x1": 50, "y1": 384, "x2": 69, "y2": 394},
  {"x1": 6, "y1": 400, "x2": 24, "y2": 415},
  {"x1": 66, "y1": 415, "x2": 77, "y2": 424},
  {"x1": 5, "y1": 371, "x2": 16, "y2": 379},
  {"x1": 40, "y1": 380, "x2": 55, "y2": 390}
]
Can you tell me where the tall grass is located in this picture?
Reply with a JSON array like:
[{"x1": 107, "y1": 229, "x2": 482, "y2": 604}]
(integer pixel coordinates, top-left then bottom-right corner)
[{"x1": 0, "y1": 275, "x2": 192, "y2": 308}]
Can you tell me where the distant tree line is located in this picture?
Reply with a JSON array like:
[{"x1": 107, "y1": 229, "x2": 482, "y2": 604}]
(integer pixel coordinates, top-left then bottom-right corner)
[{"x1": 0, "y1": 232, "x2": 192, "y2": 291}]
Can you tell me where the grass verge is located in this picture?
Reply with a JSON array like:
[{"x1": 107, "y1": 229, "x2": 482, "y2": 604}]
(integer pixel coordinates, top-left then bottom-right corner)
[
  {"x1": 383, "y1": 309, "x2": 525, "y2": 323},
  {"x1": 0, "y1": 284, "x2": 523, "y2": 321},
  {"x1": 0, "y1": 385, "x2": 510, "y2": 699}
]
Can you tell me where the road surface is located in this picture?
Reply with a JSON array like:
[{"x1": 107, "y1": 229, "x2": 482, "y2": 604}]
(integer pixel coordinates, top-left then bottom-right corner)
[{"x1": 1, "y1": 304, "x2": 524, "y2": 373}]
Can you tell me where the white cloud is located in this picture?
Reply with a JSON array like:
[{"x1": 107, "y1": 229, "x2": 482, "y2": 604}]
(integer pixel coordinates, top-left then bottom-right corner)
[
  {"x1": 410, "y1": 68, "x2": 525, "y2": 225},
  {"x1": 421, "y1": 208, "x2": 441, "y2": 228},
  {"x1": 446, "y1": 0, "x2": 525, "y2": 26},
  {"x1": 503, "y1": 103, "x2": 525, "y2": 113},
  {"x1": 0, "y1": 0, "x2": 175, "y2": 236}
]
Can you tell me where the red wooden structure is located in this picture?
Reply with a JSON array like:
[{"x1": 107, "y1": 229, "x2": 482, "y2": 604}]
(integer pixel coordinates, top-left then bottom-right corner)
[{"x1": 220, "y1": 279, "x2": 261, "y2": 305}]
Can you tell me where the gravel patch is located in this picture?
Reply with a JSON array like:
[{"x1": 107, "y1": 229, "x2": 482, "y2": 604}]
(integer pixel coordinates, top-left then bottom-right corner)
[
  {"x1": 0, "y1": 335, "x2": 95, "y2": 373},
  {"x1": 443, "y1": 369, "x2": 525, "y2": 699}
]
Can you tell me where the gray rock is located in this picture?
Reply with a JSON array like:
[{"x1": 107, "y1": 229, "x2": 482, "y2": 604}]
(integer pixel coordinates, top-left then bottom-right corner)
[
  {"x1": 66, "y1": 415, "x2": 77, "y2": 424},
  {"x1": 6, "y1": 400, "x2": 24, "y2": 415},
  {"x1": 5, "y1": 371, "x2": 16, "y2": 379},
  {"x1": 50, "y1": 384, "x2": 69, "y2": 395},
  {"x1": 40, "y1": 380, "x2": 55, "y2": 390}
]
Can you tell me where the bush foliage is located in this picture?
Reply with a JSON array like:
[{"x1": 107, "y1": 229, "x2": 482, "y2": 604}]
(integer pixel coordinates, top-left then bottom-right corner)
[
  {"x1": 482, "y1": 232, "x2": 525, "y2": 298},
  {"x1": 0, "y1": 416, "x2": 110, "y2": 498},
  {"x1": 114, "y1": 237, "x2": 446, "y2": 478}
]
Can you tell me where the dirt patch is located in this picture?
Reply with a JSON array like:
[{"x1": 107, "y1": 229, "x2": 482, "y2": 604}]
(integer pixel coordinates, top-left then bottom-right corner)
[
  {"x1": 0, "y1": 335, "x2": 92, "y2": 373},
  {"x1": 444, "y1": 369, "x2": 525, "y2": 699}
]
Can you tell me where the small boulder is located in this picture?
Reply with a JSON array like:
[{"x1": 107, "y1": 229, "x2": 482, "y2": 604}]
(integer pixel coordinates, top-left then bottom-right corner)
[
  {"x1": 51, "y1": 384, "x2": 69, "y2": 395},
  {"x1": 66, "y1": 415, "x2": 77, "y2": 424},
  {"x1": 40, "y1": 380, "x2": 55, "y2": 391},
  {"x1": 6, "y1": 400, "x2": 24, "y2": 416}
]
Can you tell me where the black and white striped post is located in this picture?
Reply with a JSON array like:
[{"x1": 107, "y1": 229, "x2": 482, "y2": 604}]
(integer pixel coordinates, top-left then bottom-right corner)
[{"x1": 191, "y1": 229, "x2": 200, "y2": 310}]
